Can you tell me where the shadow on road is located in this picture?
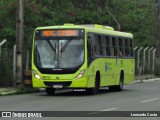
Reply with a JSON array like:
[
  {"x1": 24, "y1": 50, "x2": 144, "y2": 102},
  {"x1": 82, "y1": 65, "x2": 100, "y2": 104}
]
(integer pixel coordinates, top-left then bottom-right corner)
[{"x1": 36, "y1": 87, "x2": 134, "y2": 97}]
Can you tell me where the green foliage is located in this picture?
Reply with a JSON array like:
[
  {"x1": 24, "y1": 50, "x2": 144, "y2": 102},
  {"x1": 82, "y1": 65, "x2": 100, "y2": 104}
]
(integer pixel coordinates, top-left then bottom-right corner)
[
  {"x1": 0, "y1": 0, "x2": 157, "y2": 86},
  {"x1": 108, "y1": 0, "x2": 156, "y2": 47},
  {"x1": 0, "y1": 0, "x2": 156, "y2": 47}
]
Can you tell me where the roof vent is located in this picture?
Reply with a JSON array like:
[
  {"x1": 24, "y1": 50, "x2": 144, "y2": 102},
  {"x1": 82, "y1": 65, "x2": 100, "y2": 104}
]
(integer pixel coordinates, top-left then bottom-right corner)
[{"x1": 79, "y1": 24, "x2": 114, "y2": 30}]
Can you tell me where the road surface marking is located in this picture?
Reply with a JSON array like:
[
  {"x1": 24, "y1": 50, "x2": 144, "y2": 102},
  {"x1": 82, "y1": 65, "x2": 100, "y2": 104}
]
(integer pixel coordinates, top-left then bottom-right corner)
[
  {"x1": 88, "y1": 107, "x2": 118, "y2": 115},
  {"x1": 100, "y1": 107, "x2": 118, "y2": 111},
  {"x1": 140, "y1": 98, "x2": 160, "y2": 103}
]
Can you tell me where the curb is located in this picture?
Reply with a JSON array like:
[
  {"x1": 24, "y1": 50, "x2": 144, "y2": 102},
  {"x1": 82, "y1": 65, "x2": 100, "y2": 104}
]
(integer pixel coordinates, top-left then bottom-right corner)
[
  {"x1": 0, "y1": 90, "x2": 18, "y2": 96},
  {"x1": 0, "y1": 91, "x2": 17, "y2": 95},
  {"x1": 0, "y1": 88, "x2": 39, "y2": 96},
  {"x1": 133, "y1": 78, "x2": 160, "y2": 83}
]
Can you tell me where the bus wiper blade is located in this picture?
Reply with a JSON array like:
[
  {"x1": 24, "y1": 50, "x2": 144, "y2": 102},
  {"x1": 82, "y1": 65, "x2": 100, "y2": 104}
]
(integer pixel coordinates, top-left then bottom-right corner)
[
  {"x1": 47, "y1": 40, "x2": 56, "y2": 52},
  {"x1": 60, "y1": 39, "x2": 72, "y2": 52},
  {"x1": 35, "y1": 45, "x2": 41, "y2": 66}
]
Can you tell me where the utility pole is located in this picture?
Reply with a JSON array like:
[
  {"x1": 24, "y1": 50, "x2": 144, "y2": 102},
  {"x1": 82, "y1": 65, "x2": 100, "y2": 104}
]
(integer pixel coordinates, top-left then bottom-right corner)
[{"x1": 16, "y1": 0, "x2": 24, "y2": 86}]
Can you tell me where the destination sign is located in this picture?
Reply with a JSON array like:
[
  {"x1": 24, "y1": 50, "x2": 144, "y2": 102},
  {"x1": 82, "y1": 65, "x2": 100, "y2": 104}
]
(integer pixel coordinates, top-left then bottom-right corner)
[{"x1": 41, "y1": 30, "x2": 79, "y2": 37}]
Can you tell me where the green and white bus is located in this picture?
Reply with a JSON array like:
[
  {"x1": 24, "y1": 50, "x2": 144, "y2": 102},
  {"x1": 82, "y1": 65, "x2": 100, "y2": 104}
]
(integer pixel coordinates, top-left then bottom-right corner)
[{"x1": 32, "y1": 24, "x2": 135, "y2": 95}]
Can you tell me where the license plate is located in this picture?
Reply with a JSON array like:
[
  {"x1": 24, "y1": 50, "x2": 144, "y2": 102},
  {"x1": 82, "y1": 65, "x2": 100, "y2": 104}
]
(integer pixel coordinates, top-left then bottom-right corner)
[{"x1": 53, "y1": 85, "x2": 62, "y2": 88}]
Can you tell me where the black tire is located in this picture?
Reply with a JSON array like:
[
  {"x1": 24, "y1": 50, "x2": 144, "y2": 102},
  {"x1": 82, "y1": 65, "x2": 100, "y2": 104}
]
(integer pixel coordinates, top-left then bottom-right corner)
[
  {"x1": 115, "y1": 78, "x2": 124, "y2": 91},
  {"x1": 46, "y1": 88, "x2": 55, "y2": 95},
  {"x1": 109, "y1": 73, "x2": 124, "y2": 91},
  {"x1": 87, "y1": 74, "x2": 100, "y2": 95},
  {"x1": 116, "y1": 72, "x2": 124, "y2": 91}
]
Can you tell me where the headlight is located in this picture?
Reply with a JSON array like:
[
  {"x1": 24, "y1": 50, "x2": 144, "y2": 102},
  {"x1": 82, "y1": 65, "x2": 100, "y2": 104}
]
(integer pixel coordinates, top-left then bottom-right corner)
[
  {"x1": 32, "y1": 70, "x2": 41, "y2": 80},
  {"x1": 75, "y1": 70, "x2": 85, "y2": 80}
]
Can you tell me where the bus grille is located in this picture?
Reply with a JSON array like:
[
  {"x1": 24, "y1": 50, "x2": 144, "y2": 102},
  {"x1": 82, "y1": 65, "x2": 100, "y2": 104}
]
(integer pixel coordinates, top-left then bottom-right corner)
[{"x1": 43, "y1": 81, "x2": 72, "y2": 87}]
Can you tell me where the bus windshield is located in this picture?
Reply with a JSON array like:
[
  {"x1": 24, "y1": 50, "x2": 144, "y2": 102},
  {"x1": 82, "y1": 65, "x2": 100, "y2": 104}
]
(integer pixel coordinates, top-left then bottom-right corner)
[{"x1": 34, "y1": 30, "x2": 84, "y2": 69}]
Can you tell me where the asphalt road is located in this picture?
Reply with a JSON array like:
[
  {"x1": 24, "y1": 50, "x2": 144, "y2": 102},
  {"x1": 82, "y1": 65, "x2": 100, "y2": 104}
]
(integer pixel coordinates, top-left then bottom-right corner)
[{"x1": 0, "y1": 79, "x2": 160, "y2": 120}]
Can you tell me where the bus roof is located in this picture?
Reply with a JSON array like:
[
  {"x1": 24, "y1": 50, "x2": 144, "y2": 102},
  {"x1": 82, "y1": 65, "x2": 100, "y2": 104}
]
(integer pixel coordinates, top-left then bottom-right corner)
[{"x1": 36, "y1": 24, "x2": 133, "y2": 38}]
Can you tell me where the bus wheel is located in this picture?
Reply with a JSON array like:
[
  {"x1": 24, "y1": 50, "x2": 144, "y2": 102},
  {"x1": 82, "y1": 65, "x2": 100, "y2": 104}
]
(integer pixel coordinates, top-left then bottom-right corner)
[
  {"x1": 115, "y1": 73, "x2": 124, "y2": 91},
  {"x1": 109, "y1": 73, "x2": 124, "y2": 91},
  {"x1": 116, "y1": 78, "x2": 124, "y2": 91},
  {"x1": 46, "y1": 88, "x2": 55, "y2": 95},
  {"x1": 87, "y1": 73, "x2": 100, "y2": 95}
]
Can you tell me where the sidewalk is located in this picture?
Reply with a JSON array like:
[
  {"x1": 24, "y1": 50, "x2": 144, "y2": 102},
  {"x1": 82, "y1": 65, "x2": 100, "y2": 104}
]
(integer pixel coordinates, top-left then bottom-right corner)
[
  {"x1": 0, "y1": 87, "x2": 19, "y2": 96},
  {"x1": 135, "y1": 75, "x2": 157, "y2": 80}
]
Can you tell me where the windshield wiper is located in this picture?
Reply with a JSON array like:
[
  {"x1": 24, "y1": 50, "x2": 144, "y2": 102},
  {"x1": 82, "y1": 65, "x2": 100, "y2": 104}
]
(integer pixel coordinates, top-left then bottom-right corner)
[
  {"x1": 60, "y1": 39, "x2": 72, "y2": 52},
  {"x1": 35, "y1": 45, "x2": 41, "y2": 66},
  {"x1": 47, "y1": 40, "x2": 56, "y2": 52}
]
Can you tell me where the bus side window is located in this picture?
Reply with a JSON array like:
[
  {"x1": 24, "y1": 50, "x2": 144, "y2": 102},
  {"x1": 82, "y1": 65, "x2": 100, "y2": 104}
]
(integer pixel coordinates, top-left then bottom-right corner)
[
  {"x1": 124, "y1": 38, "x2": 130, "y2": 57},
  {"x1": 111, "y1": 37, "x2": 118, "y2": 56},
  {"x1": 99, "y1": 35, "x2": 103, "y2": 56},
  {"x1": 95, "y1": 35, "x2": 100, "y2": 56},
  {"x1": 87, "y1": 33, "x2": 94, "y2": 58},
  {"x1": 111, "y1": 37, "x2": 114, "y2": 56},
  {"x1": 106, "y1": 36, "x2": 111, "y2": 56},
  {"x1": 122, "y1": 38, "x2": 125, "y2": 56},
  {"x1": 130, "y1": 39, "x2": 133, "y2": 57},
  {"x1": 101, "y1": 36, "x2": 106, "y2": 56},
  {"x1": 118, "y1": 38, "x2": 123, "y2": 57}
]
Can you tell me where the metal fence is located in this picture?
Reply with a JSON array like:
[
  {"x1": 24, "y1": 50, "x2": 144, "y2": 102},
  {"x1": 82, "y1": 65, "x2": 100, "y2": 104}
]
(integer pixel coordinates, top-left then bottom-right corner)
[
  {"x1": 0, "y1": 39, "x2": 13, "y2": 87},
  {"x1": 134, "y1": 46, "x2": 156, "y2": 75},
  {"x1": 0, "y1": 39, "x2": 31, "y2": 88}
]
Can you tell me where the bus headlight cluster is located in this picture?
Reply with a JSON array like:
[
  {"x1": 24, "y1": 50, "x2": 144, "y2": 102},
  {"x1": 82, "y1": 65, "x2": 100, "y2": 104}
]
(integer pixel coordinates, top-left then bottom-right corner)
[
  {"x1": 32, "y1": 70, "x2": 41, "y2": 80},
  {"x1": 75, "y1": 70, "x2": 85, "y2": 80}
]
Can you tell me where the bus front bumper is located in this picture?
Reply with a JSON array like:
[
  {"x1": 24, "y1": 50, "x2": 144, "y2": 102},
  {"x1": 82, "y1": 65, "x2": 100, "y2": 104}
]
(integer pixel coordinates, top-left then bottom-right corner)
[{"x1": 32, "y1": 77, "x2": 88, "y2": 88}]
